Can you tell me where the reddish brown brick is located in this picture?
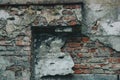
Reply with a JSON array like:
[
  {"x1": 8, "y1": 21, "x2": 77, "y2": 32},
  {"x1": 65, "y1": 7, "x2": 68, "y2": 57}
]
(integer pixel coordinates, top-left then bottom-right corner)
[
  {"x1": 88, "y1": 48, "x2": 96, "y2": 53},
  {"x1": 74, "y1": 69, "x2": 82, "y2": 74},
  {"x1": 77, "y1": 53, "x2": 83, "y2": 58},
  {"x1": 16, "y1": 40, "x2": 30, "y2": 46},
  {"x1": 64, "y1": 5, "x2": 81, "y2": 9},
  {"x1": 68, "y1": 20, "x2": 77, "y2": 26},
  {"x1": 90, "y1": 65, "x2": 95, "y2": 69},
  {"x1": 0, "y1": 41, "x2": 12, "y2": 46},
  {"x1": 111, "y1": 64, "x2": 120, "y2": 69},
  {"x1": 0, "y1": 41, "x2": 6, "y2": 45},
  {"x1": 63, "y1": 16, "x2": 76, "y2": 21},
  {"x1": 101, "y1": 47, "x2": 106, "y2": 51},
  {"x1": 66, "y1": 42, "x2": 81, "y2": 47},
  {"x1": 82, "y1": 69, "x2": 91, "y2": 74},
  {"x1": 74, "y1": 69, "x2": 90, "y2": 74},
  {"x1": 80, "y1": 65, "x2": 88, "y2": 69},
  {"x1": 74, "y1": 64, "x2": 80, "y2": 69},
  {"x1": 99, "y1": 64, "x2": 107, "y2": 67},
  {"x1": 108, "y1": 58, "x2": 120, "y2": 63},
  {"x1": 82, "y1": 37, "x2": 90, "y2": 43}
]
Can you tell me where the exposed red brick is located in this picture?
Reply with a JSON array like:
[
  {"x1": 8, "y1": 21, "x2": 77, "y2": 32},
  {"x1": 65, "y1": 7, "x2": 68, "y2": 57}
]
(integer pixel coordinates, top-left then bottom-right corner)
[
  {"x1": 82, "y1": 69, "x2": 91, "y2": 74},
  {"x1": 16, "y1": 40, "x2": 30, "y2": 46},
  {"x1": 108, "y1": 58, "x2": 120, "y2": 63},
  {"x1": 62, "y1": 10, "x2": 73, "y2": 15},
  {"x1": 74, "y1": 70, "x2": 82, "y2": 74},
  {"x1": 77, "y1": 53, "x2": 83, "y2": 58},
  {"x1": 66, "y1": 42, "x2": 81, "y2": 47},
  {"x1": 99, "y1": 64, "x2": 107, "y2": 67},
  {"x1": 108, "y1": 58, "x2": 113, "y2": 63},
  {"x1": 0, "y1": 41, "x2": 12, "y2": 46},
  {"x1": 74, "y1": 69, "x2": 90, "y2": 74},
  {"x1": 80, "y1": 65, "x2": 88, "y2": 69},
  {"x1": 0, "y1": 41, "x2": 6, "y2": 45},
  {"x1": 74, "y1": 64, "x2": 80, "y2": 69},
  {"x1": 74, "y1": 47, "x2": 82, "y2": 50},
  {"x1": 16, "y1": 41, "x2": 23, "y2": 46},
  {"x1": 90, "y1": 65, "x2": 95, "y2": 69},
  {"x1": 64, "y1": 5, "x2": 81, "y2": 9},
  {"x1": 68, "y1": 20, "x2": 77, "y2": 26},
  {"x1": 112, "y1": 64, "x2": 120, "y2": 69},
  {"x1": 88, "y1": 48, "x2": 96, "y2": 53},
  {"x1": 63, "y1": 16, "x2": 76, "y2": 21},
  {"x1": 82, "y1": 37, "x2": 89, "y2": 43},
  {"x1": 101, "y1": 47, "x2": 106, "y2": 51},
  {"x1": 116, "y1": 58, "x2": 120, "y2": 63},
  {"x1": 73, "y1": 64, "x2": 89, "y2": 69}
]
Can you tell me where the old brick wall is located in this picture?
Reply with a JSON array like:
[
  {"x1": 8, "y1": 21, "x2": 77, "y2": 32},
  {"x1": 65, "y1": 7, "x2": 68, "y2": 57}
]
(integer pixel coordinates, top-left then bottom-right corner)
[
  {"x1": 62, "y1": 37, "x2": 120, "y2": 74},
  {"x1": 0, "y1": 0, "x2": 119, "y2": 80},
  {"x1": 0, "y1": 4, "x2": 82, "y2": 80}
]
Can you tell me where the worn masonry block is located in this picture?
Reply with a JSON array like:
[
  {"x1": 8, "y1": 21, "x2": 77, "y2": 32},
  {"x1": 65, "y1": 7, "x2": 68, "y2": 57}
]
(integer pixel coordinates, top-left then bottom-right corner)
[
  {"x1": 0, "y1": 56, "x2": 30, "y2": 80},
  {"x1": 0, "y1": 46, "x2": 31, "y2": 55},
  {"x1": 74, "y1": 69, "x2": 91, "y2": 74}
]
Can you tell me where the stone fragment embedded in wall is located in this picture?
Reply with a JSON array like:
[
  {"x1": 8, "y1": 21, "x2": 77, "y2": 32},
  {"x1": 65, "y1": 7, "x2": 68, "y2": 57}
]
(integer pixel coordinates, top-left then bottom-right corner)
[
  {"x1": 32, "y1": 5, "x2": 82, "y2": 26},
  {"x1": 0, "y1": 4, "x2": 81, "y2": 40},
  {"x1": 34, "y1": 35, "x2": 74, "y2": 78},
  {"x1": 0, "y1": 56, "x2": 30, "y2": 80}
]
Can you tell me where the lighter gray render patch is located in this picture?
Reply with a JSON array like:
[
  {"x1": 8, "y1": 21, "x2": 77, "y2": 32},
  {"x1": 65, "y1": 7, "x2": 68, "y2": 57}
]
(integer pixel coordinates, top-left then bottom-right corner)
[{"x1": 35, "y1": 37, "x2": 74, "y2": 79}]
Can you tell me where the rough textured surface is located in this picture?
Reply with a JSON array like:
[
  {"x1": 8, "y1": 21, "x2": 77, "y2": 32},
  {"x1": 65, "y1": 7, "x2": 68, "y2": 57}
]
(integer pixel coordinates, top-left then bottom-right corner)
[
  {"x1": 34, "y1": 35, "x2": 74, "y2": 78},
  {"x1": 62, "y1": 37, "x2": 120, "y2": 74},
  {"x1": 0, "y1": 56, "x2": 30, "y2": 80},
  {"x1": 90, "y1": 36, "x2": 120, "y2": 51},
  {"x1": 0, "y1": 1, "x2": 119, "y2": 80},
  {"x1": 81, "y1": 0, "x2": 120, "y2": 52}
]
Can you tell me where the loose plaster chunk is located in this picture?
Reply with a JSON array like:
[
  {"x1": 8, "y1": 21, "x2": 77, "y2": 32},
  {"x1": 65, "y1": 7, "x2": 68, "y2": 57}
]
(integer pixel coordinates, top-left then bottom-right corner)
[{"x1": 35, "y1": 36, "x2": 74, "y2": 78}]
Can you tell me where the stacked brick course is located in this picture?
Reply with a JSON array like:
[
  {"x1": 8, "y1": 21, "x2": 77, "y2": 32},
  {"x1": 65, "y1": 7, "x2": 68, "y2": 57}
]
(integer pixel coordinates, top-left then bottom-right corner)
[
  {"x1": 62, "y1": 37, "x2": 120, "y2": 74},
  {"x1": 0, "y1": 2, "x2": 119, "y2": 80}
]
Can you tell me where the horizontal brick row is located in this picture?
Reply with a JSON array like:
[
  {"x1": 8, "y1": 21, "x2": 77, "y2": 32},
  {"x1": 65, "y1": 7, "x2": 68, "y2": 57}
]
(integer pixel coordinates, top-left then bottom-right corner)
[{"x1": 62, "y1": 37, "x2": 120, "y2": 74}]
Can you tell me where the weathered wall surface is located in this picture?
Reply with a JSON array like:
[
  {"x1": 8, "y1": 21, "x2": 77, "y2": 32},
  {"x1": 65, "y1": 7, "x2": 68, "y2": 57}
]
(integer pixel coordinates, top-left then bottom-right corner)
[
  {"x1": 0, "y1": 4, "x2": 82, "y2": 80},
  {"x1": 0, "y1": 0, "x2": 119, "y2": 80},
  {"x1": 82, "y1": 0, "x2": 120, "y2": 51}
]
